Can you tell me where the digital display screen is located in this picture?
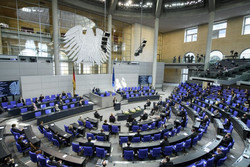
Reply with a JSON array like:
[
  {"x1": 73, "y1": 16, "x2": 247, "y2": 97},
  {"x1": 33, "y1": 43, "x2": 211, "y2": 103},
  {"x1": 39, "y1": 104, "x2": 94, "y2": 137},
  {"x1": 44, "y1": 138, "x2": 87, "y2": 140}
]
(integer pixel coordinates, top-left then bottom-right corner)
[
  {"x1": 0, "y1": 80, "x2": 20, "y2": 97},
  {"x1": 138, "y1": 75, "x2": 152, "y2": 85}
]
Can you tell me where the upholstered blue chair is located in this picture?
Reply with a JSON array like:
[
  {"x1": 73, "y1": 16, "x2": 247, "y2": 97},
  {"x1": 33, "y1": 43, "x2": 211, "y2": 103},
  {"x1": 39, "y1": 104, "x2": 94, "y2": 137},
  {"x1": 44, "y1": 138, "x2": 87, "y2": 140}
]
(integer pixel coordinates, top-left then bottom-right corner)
[
  {"x1": 123, "y1": 150, "x2": 134, "y2": 160},
  {"x1": 150, "y1": 147, "x2": 161, "y2": 158},
  {"x1": 96, "y1": 147, "x2": 107, "y2": 158},
  {"x1": 119, "y1": 137, "x2": 128, "y2": 145},
  {"x1": 83, "y1": 146, "x2": 93, "y2": 157},
  {"x1": 138, "y1": 148, "x2": 148, "y2": 160}
]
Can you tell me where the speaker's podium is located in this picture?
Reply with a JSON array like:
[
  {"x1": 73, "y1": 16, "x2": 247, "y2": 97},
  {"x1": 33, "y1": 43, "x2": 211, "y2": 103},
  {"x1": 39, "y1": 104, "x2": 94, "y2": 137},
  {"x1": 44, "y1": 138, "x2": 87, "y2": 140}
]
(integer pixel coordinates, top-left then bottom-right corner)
[{"x1": 114, "y1": 102, "x2": 121, "y2": 111}]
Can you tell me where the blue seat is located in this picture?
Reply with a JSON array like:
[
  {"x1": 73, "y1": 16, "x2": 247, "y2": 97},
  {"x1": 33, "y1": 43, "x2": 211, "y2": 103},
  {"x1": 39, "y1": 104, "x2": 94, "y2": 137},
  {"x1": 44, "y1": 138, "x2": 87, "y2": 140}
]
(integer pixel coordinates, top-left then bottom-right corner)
[
  {"x1": 65, "y1": 100, "x2": 70, "y2": 103},
  {"x1": 141, "y1": 124, "x2": 148, "y2": 131},
  {"x1": 96, "y1": 136, "x2": 105, "y2": 141},
  {"x1": 47, "y1": 132, "x2": 53, "y2": 142},
  {"x1": 142, "y1": 135, "x2": 151, "y2": 142},
  {"x1": 35, "y1": 111, "x2": 42, "y2": 118},
  {"x1": 197, "y1": 132, "x2": 203, "y2": 141},
  {"x1": 119, "y1": 137, "x2": 128, "y2": 145},
  {"x1": 62, "y1": 105, "x2": 68, "y2": 110},
  {"x1": 102, "y1": 125, "x2": 109, "y2": 132},
  {"x1": 38, "y1": 156, "x2": 49, "y2": 167},
  {"x1": 49, "y1": 102, "x2": 55, "y2": 107},
  {"x1": 205, "y1": 157, "x2": 214, "y2": 167},
  {"x1": 78, "y1": 120, "x2": 84, "y2": 126},
  {"x1": 131, "y1": 137, "x2": 140, "y2": 143},
  {"x1": 164, "y1": 146, "x2": 174, "y2": 156},
  {"x1": 217, "y1": 156, "x2": 227, "y2": 166},
  {"x1": 247, "y1": 119, "x2": 250, "y2": 128},
  {"x1": 184, "y1": 138, "x2": 192, "y2": 149},
  {"x1": 223, "y1": 125, "x2": 233, "y2": 134},
  {"x1": 16, "y1": 142, "x2": 30, "y2": 154},
  {"x1": 43, "y1": 128, "x2": 48, "y2": 138},
  {"x1": 38, "y1": 126, "x2": 43, "y2": 134},
  {"x1": 86, "y1": 133, "x2": 95, "y2": 140},
  {"x1": 174, "y1": 142, "x2": 184, "y2": 153},
  {"x1": 233, "y1": 111, "x2": 238, "y2": 117},
  {"x1": 86, "y1": 121, "x2": 93, "y2": 129},
  {"x1": 40, "y1": 104, "x2": 46, "y2": 108},
  {"x1": 149, "y1": 122, "x2": 156, "y2": 129},
  {"x1": 176, "y1": 126, "x2": 181, "y2": 134},
  {"x1": 192, "y1": 136, "x2": 198, "y2": 146},
  {"x1": 21, "y1": 108, "x2": 28, "y2": 113},
  {"x1": 124, "y1": 150, "x2": 134, "y2": 160},
  {"x1": 96, "y1": 147, "x2": 107, "y2": 158},
  {"x1": 157, "y1": 121, "x2": 163, "y2": 128},
  {"x1": 17, "y1": 103, "x2": 23, "y2": 107},
  {"x1": 72, "y1": 142, "x2": 83, "y2": 155},
  {"x1": 51, "y1": 137, "x2": 60, "y2": 147},
  {"x1": 10, "y1": 101, "x2": 16, "y2": 107},
  {"x1": 150, "y1": 147, "x2": 161, "y2": 158},
  {"x1": 111, "y1": 125, "x2": 119, "y2": 134},
  {"x1": 1, "y1": 102, "x2": 8, "y2": 109},
  {"x1": 45, "y1": 109, "x2": 51, "y2": 114},
  {"x1": 29, "y1": 151, "x2": 42, "y2": 163},
  {"x1": 83, "y1": 146, "x2": 93, "y2": 157},
  {"x1": 84, "y1": 100, "x2": 89, "y2": 105},
  {"x1": 132, "y1": 125, "x2": 139, "y2": 132},
  {"x1": 152, "y1": 133, "x2": 161, "y2": 141},
  {"x1": 138, "y1": 148, "x2": 148, "y2": 160},
  {"x1": 70, "y1": 104, "x2": 75, "y2": 108}
]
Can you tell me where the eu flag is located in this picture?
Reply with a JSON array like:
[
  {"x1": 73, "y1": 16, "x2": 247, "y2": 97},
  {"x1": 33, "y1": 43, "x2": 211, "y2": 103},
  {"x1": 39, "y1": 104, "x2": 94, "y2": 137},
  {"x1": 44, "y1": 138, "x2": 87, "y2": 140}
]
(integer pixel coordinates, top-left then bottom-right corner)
[{"x1": 112, "y1": 67, "x2": 115, "y2": 87}]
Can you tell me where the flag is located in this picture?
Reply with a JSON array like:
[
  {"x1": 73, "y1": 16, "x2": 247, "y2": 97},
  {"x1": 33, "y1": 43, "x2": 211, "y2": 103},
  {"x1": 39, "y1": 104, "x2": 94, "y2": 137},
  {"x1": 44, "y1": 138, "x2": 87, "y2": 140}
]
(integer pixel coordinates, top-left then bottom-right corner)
[
  {"x1": 73, "y1": 66, "x2": 76, "y2": 96},
  {"x1": 112, "y1": 67, "x2": 115, "y2": 87}
]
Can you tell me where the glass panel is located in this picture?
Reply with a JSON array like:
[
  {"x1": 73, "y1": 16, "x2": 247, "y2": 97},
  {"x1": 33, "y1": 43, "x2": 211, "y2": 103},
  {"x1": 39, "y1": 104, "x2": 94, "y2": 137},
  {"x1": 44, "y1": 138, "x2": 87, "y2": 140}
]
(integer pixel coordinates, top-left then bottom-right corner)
[
  {"x1": 213, "y1": 22, "x2": 227, "y2": 30},
  {"x1": 60, "y1": 62, "x2": 69, "y2": 75},
  {"x1": 218, "y1": 29, "x2": 226, "y2": 38},
  {"x1": 240, "y1": 49, "x2": 250, "y2": 59},
  {"x1": 186, "y1": 35, "x2": 192, "y2": 42},
  {"x1": 187, "y1": 28, "x2": 197, "y2": 35},
  {"x1": 192, "y1": 34, "x2": 197, "y2": 41},
  {"x1": 245, "y1": 17, "x2": 250, "y2": 25},
  {"x1": 244, "y1": 25, "x2": 250, "y2": 35}
]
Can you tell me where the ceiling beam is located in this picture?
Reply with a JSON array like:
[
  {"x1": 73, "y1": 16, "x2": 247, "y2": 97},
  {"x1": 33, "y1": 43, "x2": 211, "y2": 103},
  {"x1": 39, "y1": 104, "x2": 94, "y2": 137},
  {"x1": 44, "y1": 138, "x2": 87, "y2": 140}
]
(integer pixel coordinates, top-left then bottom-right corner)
[
  {"x1": 155, "y1": 0, "x2": 163, "y2": 18},
  {"x1": 208, "y1": 0, "x2": 215, "y2": 12},
  {"x1": 109, "y1": 0, "x2": 118, "y2": 15}
]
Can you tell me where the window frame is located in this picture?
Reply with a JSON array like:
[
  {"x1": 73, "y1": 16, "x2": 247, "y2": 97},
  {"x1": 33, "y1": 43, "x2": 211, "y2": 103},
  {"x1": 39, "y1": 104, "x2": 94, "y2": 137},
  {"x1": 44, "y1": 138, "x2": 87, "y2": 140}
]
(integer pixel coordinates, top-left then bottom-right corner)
[
  {"x1": 242, "y1": 15, "x2": 250, "y2": 35},
  {"x1": 184, "y1": 27, "x2": 198, "y2": 43},
  {"x1": 212, "y1": 21, "x2": 227, "y2": 39}
]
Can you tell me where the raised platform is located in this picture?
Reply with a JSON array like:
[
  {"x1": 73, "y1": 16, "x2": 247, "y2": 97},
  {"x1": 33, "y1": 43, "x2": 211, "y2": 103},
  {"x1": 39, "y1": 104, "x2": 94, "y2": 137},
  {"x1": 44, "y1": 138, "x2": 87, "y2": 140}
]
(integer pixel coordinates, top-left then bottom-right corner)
[{"x1": 89, "y1": 92, "x2": 122, "y2": 108}]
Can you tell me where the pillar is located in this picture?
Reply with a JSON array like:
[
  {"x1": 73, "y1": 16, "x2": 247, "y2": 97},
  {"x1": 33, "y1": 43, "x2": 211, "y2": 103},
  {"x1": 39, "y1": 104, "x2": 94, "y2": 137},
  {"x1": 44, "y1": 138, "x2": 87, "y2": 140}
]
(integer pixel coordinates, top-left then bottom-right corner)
[
  {"x1": 52, "y1": 0, "x2": 60, "y2": 75},
  {"x1": 108, "y1": 14, "x2": 112, "y2": 74},
  {"x1": 152, "y1": 18, "x2": 159, "y2": 88},
  {"x1": 204, "y1": 11, "x2": 215, "y2": 70}
]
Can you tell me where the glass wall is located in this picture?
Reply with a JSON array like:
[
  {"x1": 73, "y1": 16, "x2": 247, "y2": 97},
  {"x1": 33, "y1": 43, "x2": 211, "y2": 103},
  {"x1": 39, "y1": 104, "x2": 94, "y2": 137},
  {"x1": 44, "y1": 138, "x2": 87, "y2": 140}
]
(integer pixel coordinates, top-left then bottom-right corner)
[{"x1": 0, "y1": 0, "x2": 132, "y2": 75}]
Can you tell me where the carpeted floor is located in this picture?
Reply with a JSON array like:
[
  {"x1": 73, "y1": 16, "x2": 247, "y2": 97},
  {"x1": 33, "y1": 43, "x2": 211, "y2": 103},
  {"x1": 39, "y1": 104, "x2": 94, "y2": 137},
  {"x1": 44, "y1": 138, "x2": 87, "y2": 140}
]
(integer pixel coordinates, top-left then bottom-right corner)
[{"x1": 0, "y1": 85, "x2": 245, "y2": 167}]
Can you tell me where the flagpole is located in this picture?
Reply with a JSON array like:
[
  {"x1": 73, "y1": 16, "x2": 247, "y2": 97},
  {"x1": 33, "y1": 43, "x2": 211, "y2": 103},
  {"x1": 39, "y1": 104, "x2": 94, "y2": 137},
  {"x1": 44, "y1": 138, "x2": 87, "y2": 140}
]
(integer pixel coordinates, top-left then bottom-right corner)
[{"x1": 73, "y1": 66, "x2": 76, "y2": 96}]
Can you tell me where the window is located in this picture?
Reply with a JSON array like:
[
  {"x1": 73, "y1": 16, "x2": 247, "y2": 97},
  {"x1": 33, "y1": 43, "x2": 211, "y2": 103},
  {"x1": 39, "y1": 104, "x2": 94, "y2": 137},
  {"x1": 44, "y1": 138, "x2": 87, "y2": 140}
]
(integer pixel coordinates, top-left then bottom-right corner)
[
  {"x1": 181, "y1": 69, "x2": 189, "y2": 83},
  {"x1": 242, "y1": 16, "x2": 250, "y2": 35},
  {"x1": 209, "y1": 51, "x2": 223, "y2": 63},
  {"x1": 240, "y1": 48, "x2": 250, "y2": 59},
  {"x1": 212, "y1": 21, "x2": 227, "y2": 39},
  {"x1": 83, "y1": 64, "x2": 92, "y2": 74},
  {"x1": 185, "y1": 27, "x2": 198, "y2": 42},
  {"x1": 184, "y1": 52, "x2": 196, "y2": 63},
  {"x1": 60, "y1": 62, "x2": 69, "y2": 75}
]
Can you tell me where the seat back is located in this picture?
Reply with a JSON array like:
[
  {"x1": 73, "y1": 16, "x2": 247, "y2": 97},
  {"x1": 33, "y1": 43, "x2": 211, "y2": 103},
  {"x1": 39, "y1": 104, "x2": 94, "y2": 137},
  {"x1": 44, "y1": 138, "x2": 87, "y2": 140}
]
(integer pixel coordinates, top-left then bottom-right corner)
[
  {"x1": 184, "y1": 138, "x2": 191, "y2": 148},
  {"x1": 35, "y1": 111, "x2": 42, "y2": 117},
  {"x1": 217, "y1": 156, "x2": 227, "y2": 166},
  {"x1": 96, "y1": 147, "x2": 106, "y2": 158},
  {"x1": 112, "y1": 125, "x2": 119, "y2": 133},
  {"x1": 132, "y1": 125, "x2": 139, "y2": 132},
  {"x1": 17, "y1": 103, "x2": 23, "y2": 107},
  {"x1": 29, "y1": 151, "x2": 38, "y2": 163},
  {"x1": 72, "y1": 142, "x2": 80, "y2": 153},
  {"x1": 120, "y1": 137, "x2": 128, "y2": 145},
  {"x1": 86, "y1": 121, "x2": 93, "y2": 129},
  {"x1": 175, "y1": 142, "x2": 184, "y2": 152},
  {"x1": 141, "y1": 124, "x2": 148, "y2": 131},
  {"x1": 83, "y1": 146, "x2": 93, "y2": 156},
  {"x1": 87, "y1": 133, "x2": 95, "y2": 140},
  {"x1": 38, "y1": 155, "x2": 47, "y2": 166},
  {"x1": 124, "y1": 150, "x2": 134, "y2": 160},
  {"x1": 131, "y1": 137, "x2": 140, "y2": 143},
  {"x1": 102, "y1": 125, "x2": 109, "y2": 132},
  {"x1": 21, "y1": 108, "x2": 28, "y2": 113},
  {"x1": 142, "y1": 135, "x2": 151, "y2": 142},
  {"x1": 45, "y1": 109, "x2": 51, "y2": 114},
  {"x1": 97, "y1": 136, "x2": 105, "y2": 141},
  {"x1": 206, "y1": 157, "x2": 214, "y2": 167},
  {"x1": 192, "y1": 136, "x2": 198, "y2": 146},
  {"x1": 247, "y1": 119, "x2": 250, "y2": 128},
  {"x1": 153, "y1": 133, "x2": 161, "y2": 141},
  {"x1": 151, "y1": 147, "x2": 161, "y2": 157},
  {"x1": 62, "y1": 105, "x2": 68, "y2": 110},
  {"x1": 138, "y1": 148, "x2": 148, "y2": 159},
  {"x1": 49, "y1": 102, "x2": 55, "y2": 107},
  {"x1": 164, "y1": 146, "x2": 173, "y2": 155}
]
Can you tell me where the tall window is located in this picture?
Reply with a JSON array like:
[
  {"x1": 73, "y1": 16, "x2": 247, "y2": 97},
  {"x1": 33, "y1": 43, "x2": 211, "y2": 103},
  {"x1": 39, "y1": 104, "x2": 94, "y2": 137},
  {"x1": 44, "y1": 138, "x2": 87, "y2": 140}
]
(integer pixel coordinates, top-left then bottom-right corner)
[
  {"x1": 242, "y1": 16, "x2": 250, "y2": 35},
  {"x1": 213, "y1": 21, "x2": 227, "y2": 39},
  {"x1": 181, "y1": 69, "x2": 189, "y2": 83},
  {"x1": 240, "y1": 48, "x2": 250, "y2": 59},
  {"x1": 184, "y1": 27, "x2": 198, "y2": 42},
  {"x1": 60, "y1": 62, "x2": 69, "y2": 75}
]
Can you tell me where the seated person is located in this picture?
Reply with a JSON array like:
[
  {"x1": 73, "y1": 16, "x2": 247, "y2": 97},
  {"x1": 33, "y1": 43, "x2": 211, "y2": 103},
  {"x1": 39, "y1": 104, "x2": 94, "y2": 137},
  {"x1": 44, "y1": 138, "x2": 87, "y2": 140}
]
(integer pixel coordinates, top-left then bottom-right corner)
[
  {"x1": 165, "y1": 110, "x2": 171, "y2": 119},
  {"x1": 39, "y1": 94, "x2": 44, "y2": 102},
  {"x1": 11, "y1": 124, "x2": 24, "y2": 134},
  {"x1": 78, "y1": 115, "x2": 86, "y2": 126},
  {"x1": 32, "y1": 102, "x2": 38, "y2": 111},
  {"x1": 53, "y1": 132, "x2": 66, "y2": 145},
  {"x1": 109, "y1": 113, "x2": 116, "y2": 123},
  {"x1": 198, "y1": 115, "x2": 209, "y2": 127},
  {"x1": 127, "y1": 115, "x2": 133, "y2": 123},
  {"x1": 161, "y1": 125, "x2": 171, "y2": 134},
  {"x1": 132, "y1": 118, "x2": 138, "y2": 126},
  {"x1": 123, "y1": 141, "x2": 133, "y2": 156},
  {"x1": 55, "y1": 104, "x2": 61, "y2": 112},
  {"x1": 97, "y1": 129, "x2": 106, "y2": 140},
  {"x1": 38, "y1": 121, "x2": 48, "y2": 131},
  {"x1": 62, "y1": 91, "x2": 66, "y2": 97},
  {"x1": 3, "y1": 156, "x2": 17, "y2": 167},
  {"x1": 198, "y1": 108, "x2": 206, "y2": 117},
  {"x1": 84, "y1": 137, "x2": 94, "y2": 148},
  {"x1": 94, "y1": 110, "x2": 103, "y2": 121},
  {"x1": 188, "y1": 128, "x2": 198, "y2": 147},
  {"x1": 223, "y1": 118, "x2": 232, "y2": 129},
  {"x1": 150, "y1": 104, "x2": 159, "y2": 116},
  {"x1": 213, "y1": 110, "x2": 221, "y2": 119},
  {"x1": 159, "y1": 156, "x2": 173, "y2": 167},
  {"x1": 17, "y1": 136, "x2": 40, "y2": 153},
  {"x1": 160, "y1": 137, "x2": 169, "y2": 151},
  {"x1": 144, "y1": 99, "x2": 151, "y2": 109},
  {"x1": 221, "y1": 133, "x2": 233, "y2": 147},
  {"x1": 134, "y1": 130, "x2": 142, "y2": 139},
  {"x1": 174, "y1": 119, "x2": 181, "y2": 128},
  {"x1": 212, "y1": 148, "x2": 225, "y2": 165},
  {"x1": 18, "y1": 96, "x2": 25, "y2": 104},
  {"x1": 240, "y1": 114, "x2": 248, "y2": 124},
  {"x1": 68, "y1": 125, "x2": 79, "y2": 137},
  {"x1": 79, "y1": 99, "x2": 85, "y2": 106},
  {"x1": 47, "y1": 156, "x2": 63, "y2": 167},
  {"x1": 177, "y1": 108, "x2": 185, "y2": 117},
  {"x1": 103, "y1": 120, "x2": 109, "y2": 126},
  {"x1": 139, "y1": 112, "x2": 148, "y2": 121}
]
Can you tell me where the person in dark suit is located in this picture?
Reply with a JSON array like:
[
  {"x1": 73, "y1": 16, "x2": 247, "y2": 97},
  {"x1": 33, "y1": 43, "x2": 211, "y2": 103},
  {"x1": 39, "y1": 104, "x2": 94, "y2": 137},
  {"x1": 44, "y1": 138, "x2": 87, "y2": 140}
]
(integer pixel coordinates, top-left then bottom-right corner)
[
  {"x1": 68, "y1": 125, "x2": 79, "y2": 137},
  {"x1": 38, "y1": 121, "x2": 46, "y2": 131},
  {"x1": 199, "y1": 108, "x2": 206, "y2": 117},
  {"x1": 109, "y1": 113, "x2": 116, "y2": 123},
  {"x1": 97, "y1": 129, "x2": 106, "y2": 141},
  {"x1": 127, "y1": 115, "x2": 133, "y2": 123},
  {"x1": 160, "y1": 137, "x2": 169, "y2": 151},
  {"x1": 132, "y1": 118, "x2": 138, "y2": 126},
  {"x1": 94, "y1": 110, "x2": 103, "y2": 121},
  {"x1": 177, "y1": 108, "x2": 185, "y2": 117},
  {"x1": 2, "y1": 96, "x2": 8, "y2": 102},
  {"x1": 47, "y1": 156, "x2": 63, "y2": 167},
  {"x1": 240, "y1": 114, "x2": 248, "y2": 124},
  {"x1": 139, "y1": 112, "x2": 148, "y2": 121},
  {"x1": 144, "y1": 99, "x2": 151, "y2": 109},
  {"x1": 212, "y1": 148, "x2": 225, "y2": 165},
  {"x1": 123, "y1": 141, "x2": 133, "y2": 156},
  {"x1": 159, "y1": 156, "x2": 173, "y2": 167},
  {"x1": 84, "y1": 137, "x2": 94, "y2": 148},
  {"x1": 151, "y1": 104, "x2": 159, "y2": 116},
  {"x1": 11, "y1": 124, "x2": 24, "y2": 134},
  {"x1": 214, "y1": 110, "x2": 221, "y2": 119},
  {"x1": 62, "y1": 91, "x2": 66, "y2": 97},
  {"x1": 53, "y1": 132, "x2": 66, "y2": 145},
  {"x1": 17, "y1": 136, "x2": 40, "y2": 153},
  {"x1": 223, "y1": 118, "x2": 232, "y2": 129},
  {"x1": 188, "y1": 128, "x2": 198, "y2": 147},
  {"x1": 18, "y1": 97, "x2": 25, "y2": 104},
  {"x1": 161, "y1": 125, "x2": 171, "y2": 135},
  {"x1": 221, "y1": 133, "x2": 233, "y2": 147},
  {"x1": 39, "y1": 94, "x2": 44, "y2": 102},
  {"x1": 134, "y1": 130, "x2": 142, "y2": 139}
]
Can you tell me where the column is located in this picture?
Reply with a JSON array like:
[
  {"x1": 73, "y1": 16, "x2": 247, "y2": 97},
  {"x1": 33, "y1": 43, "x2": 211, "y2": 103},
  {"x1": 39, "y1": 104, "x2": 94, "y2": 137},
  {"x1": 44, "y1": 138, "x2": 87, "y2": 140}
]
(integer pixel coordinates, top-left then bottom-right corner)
[
  {"x1": 108, "y1": 14, "x2": 112, "y2": 74},
  {"x1": 0, "y1": 27, "x2": 3, "y2": 54},
  {"x1": 152, "y1": 17, "x2": 159, "y2": 88},
  {"x1": 52, "y1": 0, "x2": 60, "y2": 75},
  {"x1": 204, "y1": 11, "x2": 215, "y2": 70}
]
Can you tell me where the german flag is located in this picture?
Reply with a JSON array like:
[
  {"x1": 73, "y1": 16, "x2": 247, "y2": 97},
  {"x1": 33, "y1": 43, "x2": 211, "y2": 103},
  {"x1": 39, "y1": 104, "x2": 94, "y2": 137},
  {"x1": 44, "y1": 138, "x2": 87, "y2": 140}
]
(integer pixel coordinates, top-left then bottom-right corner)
[{"x1": 73, "y1": 66, "x2": 76, "y2": 96}]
